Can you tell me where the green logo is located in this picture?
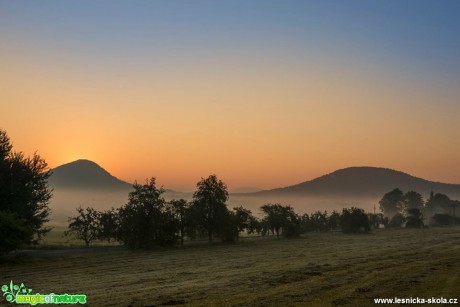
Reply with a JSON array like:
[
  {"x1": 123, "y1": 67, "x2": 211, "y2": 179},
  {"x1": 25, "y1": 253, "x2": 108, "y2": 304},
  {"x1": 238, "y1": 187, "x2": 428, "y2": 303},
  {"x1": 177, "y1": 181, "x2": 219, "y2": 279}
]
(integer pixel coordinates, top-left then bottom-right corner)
[
  {"x1": 1, "y1": 281, "x2": 33, "y2": 303},
  {"x1": 1, "y1": 281, "x2": 86, "y2": 305}
]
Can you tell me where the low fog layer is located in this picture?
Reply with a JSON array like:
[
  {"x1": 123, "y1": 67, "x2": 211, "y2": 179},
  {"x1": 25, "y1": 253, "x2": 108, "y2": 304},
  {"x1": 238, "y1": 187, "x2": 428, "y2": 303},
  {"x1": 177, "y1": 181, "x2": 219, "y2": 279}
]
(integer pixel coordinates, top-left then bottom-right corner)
[
  {"x1": 48, "y1": 161, "x2": 460, "y2": 226},
  {"x1": 50, "y1": 187, "x2": 380, "y2": 226}
]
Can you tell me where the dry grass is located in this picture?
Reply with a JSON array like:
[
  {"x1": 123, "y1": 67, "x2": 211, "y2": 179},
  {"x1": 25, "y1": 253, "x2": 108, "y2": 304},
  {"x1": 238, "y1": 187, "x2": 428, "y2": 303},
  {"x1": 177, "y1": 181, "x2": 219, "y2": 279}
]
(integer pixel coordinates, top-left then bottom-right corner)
[{"x1": 1, "y1": 227, "x2": 460, "y2": 306}]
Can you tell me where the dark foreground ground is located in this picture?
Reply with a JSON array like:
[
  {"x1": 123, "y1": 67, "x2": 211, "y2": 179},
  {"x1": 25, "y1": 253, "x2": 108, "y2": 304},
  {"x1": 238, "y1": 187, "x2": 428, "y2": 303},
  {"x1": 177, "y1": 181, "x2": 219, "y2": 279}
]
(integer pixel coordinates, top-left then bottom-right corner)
[{"x1": 1, "y1": 227, "x2": 459, "y2": 306}]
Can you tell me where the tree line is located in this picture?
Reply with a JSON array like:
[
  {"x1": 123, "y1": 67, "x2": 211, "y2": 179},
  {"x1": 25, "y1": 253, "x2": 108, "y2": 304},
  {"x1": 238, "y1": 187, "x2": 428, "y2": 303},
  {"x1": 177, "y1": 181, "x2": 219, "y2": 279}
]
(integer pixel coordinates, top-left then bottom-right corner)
[
  {"x1": 378, "y1": 188, "x2": 460, "y2": 228},
  {"x1": 64, "y1": 186, "x2": 460, "y2": 248},
  {"x1": 66, "y1": 175, "x2": 375, "y2": 248}
]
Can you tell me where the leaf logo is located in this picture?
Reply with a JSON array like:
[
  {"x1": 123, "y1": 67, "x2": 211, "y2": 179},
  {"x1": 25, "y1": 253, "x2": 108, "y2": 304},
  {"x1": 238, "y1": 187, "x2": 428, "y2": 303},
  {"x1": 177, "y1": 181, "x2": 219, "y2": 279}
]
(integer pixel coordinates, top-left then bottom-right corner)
[{"x1": 1, "y1": 280, "x2": 33, "y2": 303}]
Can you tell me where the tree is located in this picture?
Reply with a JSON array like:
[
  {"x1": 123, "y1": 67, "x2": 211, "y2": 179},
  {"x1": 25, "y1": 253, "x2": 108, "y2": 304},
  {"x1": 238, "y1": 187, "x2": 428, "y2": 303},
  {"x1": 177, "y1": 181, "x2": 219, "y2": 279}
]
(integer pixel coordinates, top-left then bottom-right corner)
[
  {"x1": 98, "y1": 208, "x2": 119, "y2": 243},
  {"x1": 233, "y1": 206, "x2": 250, "y2": 240},
  {"x1": 260, "y1": 204, "x2": 301, "y2": 238},
  {"x1": 159, "y1": 202, "x2": 181, "y2": 246},
  {"x1": 65, "y1": 207, "x2": 100, "y2": 247},
  {"x1": 405, "y1": 208, "x2": 424, "y2": 228},
  {"x1": 182, "y1": 201, "x2": 203, "y2": 240},
  {"x1": 403, "y1": 191, "x2": 424, "y2": 212},
  {"x1": 248, "y1": 218, "x2": 262, "y2": 235},
  {"x1": 309, "y1": 211, "x2": 330, "y2": 232},
  {"x1": 0, "y1": 129, "x2": 52, "y2": 254},
  {"x1": 425, "y1": 193, "x2": 452, "y2": 215},
  {"x1": 118, "y1": 178, "x2": 177, "y2": 248},
  {"x1": 217, "y1": 209, "x2": 239, "y2": 242},
  {"x1": 192, "y1": 174, "x2": 230, "y2": 243},
  {"x1": 235, "y1": 207, "x2": 262, "y2": 237},
  {"x1": 379, "y1": 188, "x2": 404, "y2": 218},
  {"x1": 300, "y1": 213, "x2": 312, "y2": 233},
  {"x1": 260, "y1": 204, "x2": 285, "y2": 238},
  {"x1": 328, "y1": 210, "x2": 341, "y2": 231},
  {"x1": 340, "y1": 207, "x2": 370, "y2": 233},
  {"x1": 169, "y1": 199, "x2": 189, "y2": 246},
  {"x1": 281, "y1": 209, "x2": 302, "y2": 238}
]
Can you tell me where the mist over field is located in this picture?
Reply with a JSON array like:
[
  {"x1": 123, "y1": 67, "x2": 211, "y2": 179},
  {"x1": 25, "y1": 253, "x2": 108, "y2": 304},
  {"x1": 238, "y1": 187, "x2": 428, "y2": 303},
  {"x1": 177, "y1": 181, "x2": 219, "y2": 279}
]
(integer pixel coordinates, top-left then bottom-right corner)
[
  {"x1": 47, "y1": 160, "x2": 460, "y2": 225},
  {"x1": 49, "y1": 188, "x2": 378, "y2": 225}
]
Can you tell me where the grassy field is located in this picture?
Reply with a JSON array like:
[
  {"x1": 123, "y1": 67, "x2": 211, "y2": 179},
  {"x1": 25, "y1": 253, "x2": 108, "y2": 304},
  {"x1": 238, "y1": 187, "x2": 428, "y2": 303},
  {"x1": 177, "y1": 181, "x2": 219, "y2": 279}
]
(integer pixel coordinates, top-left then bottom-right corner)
[
  {"x1": 1, "y1": 227, "x2": 460, "y2": 306},
  {"x1": 37, "y1": 225, "x2": 121, "y2": 248}
]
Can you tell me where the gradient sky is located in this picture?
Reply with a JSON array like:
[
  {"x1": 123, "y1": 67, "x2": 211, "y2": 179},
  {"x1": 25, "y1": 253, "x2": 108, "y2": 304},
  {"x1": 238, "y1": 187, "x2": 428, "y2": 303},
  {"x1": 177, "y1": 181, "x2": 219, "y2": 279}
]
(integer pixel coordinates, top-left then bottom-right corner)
[{"x1": 2, "y1": 1, "x2": 460, "y2": 191}]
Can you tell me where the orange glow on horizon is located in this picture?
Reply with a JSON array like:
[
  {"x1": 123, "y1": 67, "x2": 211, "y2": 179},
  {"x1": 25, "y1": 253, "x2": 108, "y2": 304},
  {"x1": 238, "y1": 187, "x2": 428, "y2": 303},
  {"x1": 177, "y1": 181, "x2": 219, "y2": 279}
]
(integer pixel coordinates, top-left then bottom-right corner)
[{"x1": 2, "y1": 26, "x2": 460, "y2": 191}]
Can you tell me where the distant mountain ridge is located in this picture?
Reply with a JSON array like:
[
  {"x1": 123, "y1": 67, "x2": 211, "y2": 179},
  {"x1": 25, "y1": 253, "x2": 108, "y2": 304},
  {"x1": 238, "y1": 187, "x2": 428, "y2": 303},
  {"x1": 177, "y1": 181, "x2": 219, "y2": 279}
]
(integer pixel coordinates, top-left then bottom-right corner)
[
  {"x1": 49, "y1": 159, "x2": 131, "y2": 190},
  {"x1": 231, "y1": 187, "x2": 263, "y2": 193},
  {"x1": 49, "y1": 161, "x2": 460, "y2": 199},
  {"x1": 47, "y1": 161, "x2": 460, "y2": 223},
  {"x1": 249, "y1": 167, "x2": 460, "y2": 198}
]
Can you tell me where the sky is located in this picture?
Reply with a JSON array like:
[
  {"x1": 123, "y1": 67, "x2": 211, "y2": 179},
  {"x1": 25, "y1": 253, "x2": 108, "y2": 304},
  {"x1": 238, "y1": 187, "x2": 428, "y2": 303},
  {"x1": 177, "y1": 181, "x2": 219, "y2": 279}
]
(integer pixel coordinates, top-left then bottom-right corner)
[{"x1": 1, "y1": 0, "x2": 460, "y2": 191}]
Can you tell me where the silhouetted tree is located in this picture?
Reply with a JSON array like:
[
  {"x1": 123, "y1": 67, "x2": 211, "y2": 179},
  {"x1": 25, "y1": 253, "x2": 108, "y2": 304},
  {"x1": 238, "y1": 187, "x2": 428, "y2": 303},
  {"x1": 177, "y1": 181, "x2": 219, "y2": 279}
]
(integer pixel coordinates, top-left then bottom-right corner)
[
  {"x1": 426, "y1": 193, "x2": 452, "y2": 215},
  {"x1": 65, "y1": 207, "x2": 100, "y2": 247},
  {"x1": 405, "y1": 208, "x2": 424, "y2": 228},
  {"x1": 281, "y1": 209, "x2": 302, "y2": 238},
  {"x1": 310, "y1": 211, "x2": 330, "y2": 232},
  {"x1": 379, "y1": 188, "x2": 404, "y2": 218},
  {"x1": 98, "y1": 208, "x2": 119, "y2": 243},
  {"x1": 159, "y1": 202, "x2": 181, "y2": 246},
  {"x1": 218, "y1": 209, "x2": 239, "y2": 242},
  {"x1": 118, "y1": 178, "x2": 177, "y2": 248},
  {"x1": 169, "y1": 198, "x2": 189, "y2": 246},
  {"x1": 260, "y1": 204, "x2": 301, "y2": 238},
  {"x1": 191, "y1": 174, "x2": 230, "y2": 243},
  {"x1": 248, "y1": 218, "x2": 262, "y2": 235},
  {"x1": 403, "y1": 191, "x2": 424, "y2": 212},
  {"x1": 300, "y1": 213, "x2": 312, "y2": 232},
  {"x1": 340, "y1": 207, "x2": 370, "y2": 233},
  {"x1": 260, "y1": 204, "x2": 285, "y2": 238},
  {"x1": 233, "y1": 206, "x2": 259, "y2": 240},
  {"x1": 182, "y1": 202, "x2": 203, "y2": 240},
  {"x1": 0, "y1": 129, "x2": 52, "y2": 254},
  {"x1": 328, "y1": 210, "x2": 341, "y2": 231}
]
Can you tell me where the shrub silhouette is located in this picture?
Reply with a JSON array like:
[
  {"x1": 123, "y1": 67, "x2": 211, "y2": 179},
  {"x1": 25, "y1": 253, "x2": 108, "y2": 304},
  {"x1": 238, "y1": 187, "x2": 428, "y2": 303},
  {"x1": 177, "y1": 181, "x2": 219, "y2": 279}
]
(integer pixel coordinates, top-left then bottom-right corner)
[{"x1": 340, "y1": 207, "x2": 370, "y2": 233}]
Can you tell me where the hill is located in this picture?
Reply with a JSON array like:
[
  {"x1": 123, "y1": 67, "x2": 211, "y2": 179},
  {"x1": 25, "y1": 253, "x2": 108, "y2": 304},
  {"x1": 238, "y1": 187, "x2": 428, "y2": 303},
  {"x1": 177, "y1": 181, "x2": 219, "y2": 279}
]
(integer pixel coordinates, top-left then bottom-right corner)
[
  {"x1": 47, "y1": 160, "x2": 190, "y2": 224},
  {"x1": 49, "y1": 159, "x2": 132, "y2": 190},
  {"x1": 47, "y1": 162, "x2": 460, "y2": 222},
  {"x1": 249, "y1": 167, "x2": 460, "y2": 198},
  {"x1": 230, "y1": 186, "x2": 263, "y2": 193}
]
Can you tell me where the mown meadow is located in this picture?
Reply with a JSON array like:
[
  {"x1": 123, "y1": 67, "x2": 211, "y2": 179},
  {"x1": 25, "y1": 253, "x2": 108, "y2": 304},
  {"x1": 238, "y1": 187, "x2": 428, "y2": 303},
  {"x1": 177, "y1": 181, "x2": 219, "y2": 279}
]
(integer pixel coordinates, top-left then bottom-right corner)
[{"x1": 1, "y1": 227, "x2": 459, "y2": 306}]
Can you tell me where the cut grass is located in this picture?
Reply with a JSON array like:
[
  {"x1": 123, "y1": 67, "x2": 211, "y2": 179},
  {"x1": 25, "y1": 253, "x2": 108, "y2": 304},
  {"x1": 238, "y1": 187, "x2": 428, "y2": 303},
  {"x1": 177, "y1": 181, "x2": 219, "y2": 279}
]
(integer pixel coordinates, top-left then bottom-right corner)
[
  {"x1": 1, "y1": 227, "x2": 459, "y2": 306},
  {"x1": 38, "y1": 225, "x2": 121, "y2": 248}
]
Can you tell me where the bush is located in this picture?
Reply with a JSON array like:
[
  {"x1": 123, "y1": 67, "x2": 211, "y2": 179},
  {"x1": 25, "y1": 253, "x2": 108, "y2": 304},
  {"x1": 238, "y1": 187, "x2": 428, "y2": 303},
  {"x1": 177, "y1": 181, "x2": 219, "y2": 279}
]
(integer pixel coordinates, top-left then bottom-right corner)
[{"x1": 340, "y1": 207, "x2": 370, "y2": 233}]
